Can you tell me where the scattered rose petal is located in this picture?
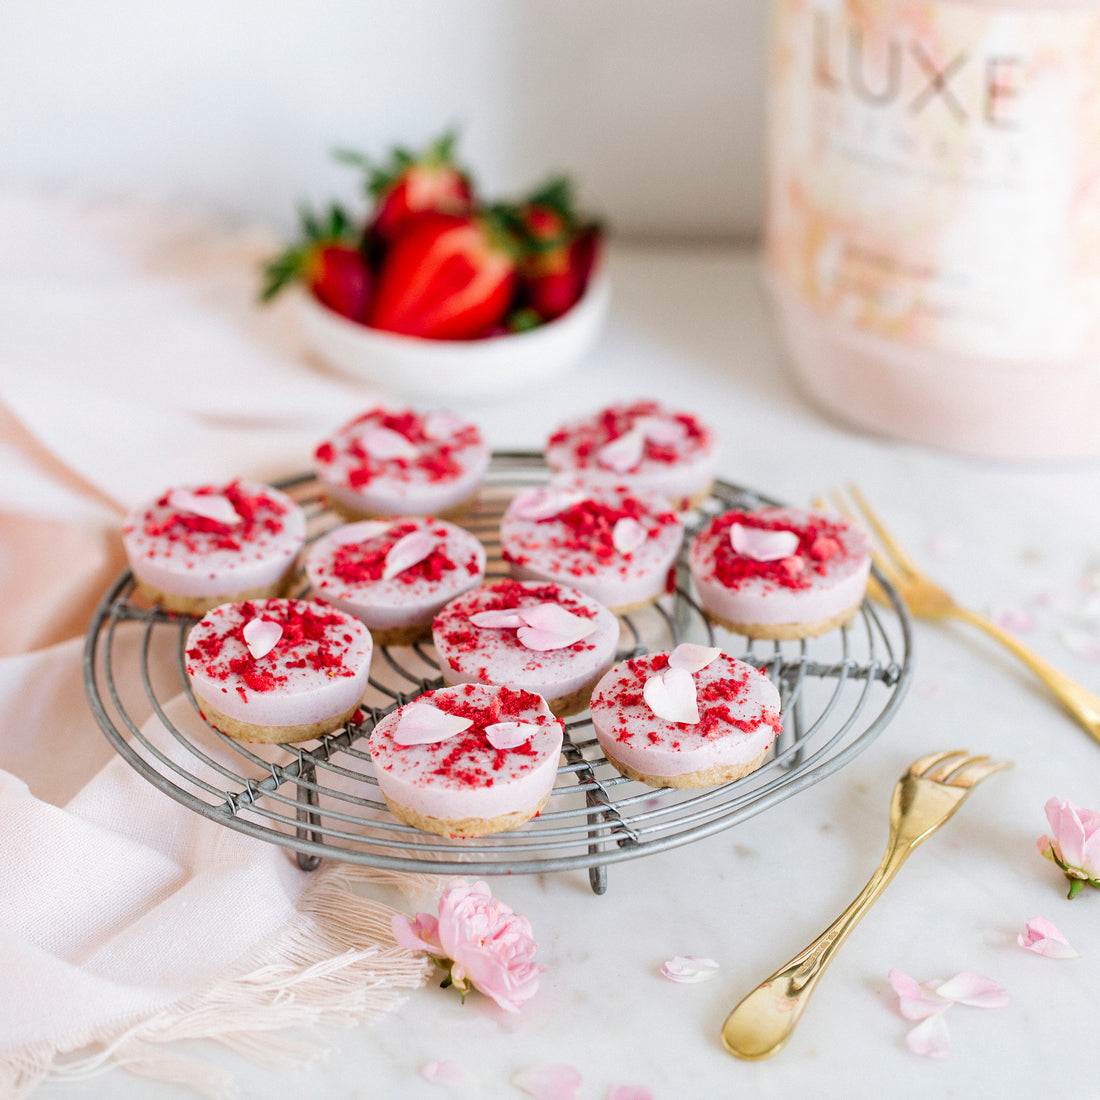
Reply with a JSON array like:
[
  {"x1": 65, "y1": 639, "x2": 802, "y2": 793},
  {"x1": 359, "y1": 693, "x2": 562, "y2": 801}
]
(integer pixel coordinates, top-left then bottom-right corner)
[
  {"x1": 242, "y1": 617, "x2": 282, "y2": 660},
  {"x1": 636, "y1": 414, "x2": 683, "y2": 445},
  {"x1": 361, "y1": 425, "x2": 419, "y2": 460},
  {"x1": 391, "y1": 910, "x2": 442, "y2": 954},
  {"x1": 905, "y1": 1013, "x2": 951, "y2": 1059},
  {"x1": 730, "y1": 523, "x2": 799, "y2": 562},
  {"x1": 934, "y1": 971, "x2": 1008, "y2": 1009},
  {"x1": 597, "y1": 427, "x2": 645, "y2": 472},
  {"x1": 394, "y1": 703, "x2": 474, "y2": 746},
  {"x1": 926, "y1": 532, "x2": 960, "y2": 558},
  {"x1": 888, "y1": 969, "x2": 952, "y2": 1020},
  {"x1": 470, "y1": 609, "x2": 527, "y2": 629},
  {"x1": 513, "y1": 1063, "x2": 582, "y2": 1100},
  {"x1": 990, "y1": 603, "x2": 1035, "y2": 633},
  {"x1": 167, "y1": 488, "x2": 241, "y2": 526},
  {"x1": 383, "y1": 530, "x2": 437, "y2": 580},
  {"x1": 422, "y1": 410, "x2": 465, "y2": 440},
  {"x1": 516, "y1": 603, "x2": 598, "y2": 651},
  {"x1": 327, "y1": 520, "x2": 391, "y2": 545},
  {"x1": 644, "y1": 667, "x2": 699, "y2": 724},
  {"x1": 1017, "y1": 917, "x2": 1081, "y2": 959},
  {"x1": 485, "y1": 722, "x2": 539, "y2": 749},
  {"x1": 511, "y1": 487, "x2": 586, "y2": 521},
  {"x1": 666, "y1": 643, "x2": 721, "y2": 674},
  {"x1": 420, "y1": 1059, "x2": 470, "y2": 1086},
  {"x1": 608, "y1": 1088, "x2": 653, "y2": 1100},
  {"x1": 1059, "y1": 626, "x2": 1100, "y2": 662},
  {"x1": 659, "y1": 955, "x2": 720, "y2": 982},
  {"x1": 612, "y1": 517, "x2": 648, "y2": 555}
]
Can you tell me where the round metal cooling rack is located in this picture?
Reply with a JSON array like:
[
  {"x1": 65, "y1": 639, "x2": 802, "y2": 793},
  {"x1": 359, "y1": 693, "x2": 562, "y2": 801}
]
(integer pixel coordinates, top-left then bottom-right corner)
[{"x1": 84, "y1": 452, "x2": 913, "y2": 894}]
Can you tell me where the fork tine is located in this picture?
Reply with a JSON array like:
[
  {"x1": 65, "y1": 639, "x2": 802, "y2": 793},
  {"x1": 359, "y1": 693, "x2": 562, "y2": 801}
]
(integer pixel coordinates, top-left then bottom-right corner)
[
  {"x1": 945, "y1": 757, "x2": 1013, "y2": 788},
  {"x1": 922, "y1": 752, "x2": 990, "y2": 783},
  {"x1": 845, "y1": 484, "x2": 922, "y2": 581},
  {"x1": 907, "y1": 749, "x2": 970, "y2": 777}
]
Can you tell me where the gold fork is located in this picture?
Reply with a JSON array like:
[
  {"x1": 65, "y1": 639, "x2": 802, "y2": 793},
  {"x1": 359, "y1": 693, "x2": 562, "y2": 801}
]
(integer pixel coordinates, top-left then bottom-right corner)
[
  {"x1": 720, "y1": 750, "x2": 1010, "y2": 1060},
  {"x1": 829, "y1": 484, "x2": 1100, "y2": 746}
]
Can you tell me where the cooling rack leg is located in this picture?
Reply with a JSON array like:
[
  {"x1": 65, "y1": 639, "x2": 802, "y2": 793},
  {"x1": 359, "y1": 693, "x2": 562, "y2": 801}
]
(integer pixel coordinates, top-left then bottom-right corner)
[
  {"x1": 295, "y1": 764, "x2": 323, "y2": 872},
  {"x1": 588, "y1": 864, "x2": 607, "y2": 894}
]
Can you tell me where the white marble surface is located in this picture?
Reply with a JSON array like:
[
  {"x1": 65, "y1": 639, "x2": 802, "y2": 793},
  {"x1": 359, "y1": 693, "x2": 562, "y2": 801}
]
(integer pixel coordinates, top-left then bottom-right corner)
[{"x1": 15, "y1": 235, "x2": 1100, "y2": 1099}]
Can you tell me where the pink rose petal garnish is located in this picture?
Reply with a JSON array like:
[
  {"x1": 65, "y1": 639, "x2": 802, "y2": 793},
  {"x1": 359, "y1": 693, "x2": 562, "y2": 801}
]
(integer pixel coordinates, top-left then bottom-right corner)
[
  {"x1": 659, "y1": 955, "x2": 720, "y2": 982},
  {"x1": 644, "y1": 667, "x2": 699, "y2": 725},
  {"x1": 905, "y1": 1013, "x2": 951, "y2": 1059},
  {"x1": 515, "y1": 603, "x2": 598, "y2": 651},
  {"x1": 1017, "y1": 917, "x2": 1081, "y2": 959},
  {"x1": 730, "y1": 522, "x2": 800, "y2": 562},
  {"x1": 636, "y1": 414, "x2": 683, "y2": 445},
  {"x1": 422, "y1": 410, "x2": 465, "y2": 440},
  {"x1": 597, "y1": 427, "x2": 645, "y2": 472},
  {"x1": 382, "y1": 529, "x2": 437, "y2": 580},
  {"x1": 469, "y1": 609, "x2": 528, "y2": 629},
  {"x1": 513, "y1": 1063, "x2": 583, "y2": 1100},
  {"x1": 167, "y1": 488, "x2": 241, "y2": 526},
  {"x1": 327, "y1": 520, "x2": 391, "y2": 546},
  {"x1": 393, "y1": 703, "x2": 474, "y2": 746},
  {"x1": 612, "y1": 516, "x2": 648, "y2": 556},
  {"x1": 931, "y1": 970, "x2": 1008, "y2": 1010},
  {"x1": 510, "y1": 487, "x2": 587, "y2": 521},
  {"x1": 361, "y1": 425, "x2": 419, "y2": 460},
  {"x1": 242, "y1": 617, "x2": 282, "y2": 660},
  {"x1": 485, "y1": 721, "x2": 539, "y2": 749},
  {"x1": 420, "y1": 1059, "x2": 470, "y2": 1086},
  {"x1": 666, "y1": 643, "x2": 721, "y2": 674},
  {"x1": 608, "y1": 1088, "x2": 653, "y2": 1100}
]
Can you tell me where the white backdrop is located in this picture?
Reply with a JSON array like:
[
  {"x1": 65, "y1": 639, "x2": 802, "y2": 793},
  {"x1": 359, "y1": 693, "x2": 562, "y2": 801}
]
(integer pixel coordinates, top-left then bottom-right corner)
[{"x1": 0, "y1": 0, "x2": 767, "y2": 242}]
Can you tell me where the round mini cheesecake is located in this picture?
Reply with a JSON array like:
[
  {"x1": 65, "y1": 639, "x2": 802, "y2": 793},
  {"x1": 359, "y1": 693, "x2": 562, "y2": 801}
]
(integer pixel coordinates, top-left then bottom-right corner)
[
  {"x1": 313, "y1": 406, "x2": 490, "y2": 519},
  {"x1": 184, "y1": 597, "x2": 373, "y2": 744},
  {"x1": 545, "y1": 399, "x2": 718, "y2": 509},
  {"x1": 368, "y1": 683, "x2": 564, "y2": 838},
  {"x1": 499, "y1": 482, "x2": 684, "y2": 613},
  {"x1": 121, "y1": 479, "x2": 306, "y2": 615},
  {"x1": 689, "y1": 506, "x2": 872, "y2": 640},
  {"x1": 432, "y1": 579, "x2": 620, "y2": 717},
  {"x1": 305, "y1": 516, "x2": 486, "y2": 645},
  {"x1": 590, "y1": 646, "x2": 783, "y2": 789}
]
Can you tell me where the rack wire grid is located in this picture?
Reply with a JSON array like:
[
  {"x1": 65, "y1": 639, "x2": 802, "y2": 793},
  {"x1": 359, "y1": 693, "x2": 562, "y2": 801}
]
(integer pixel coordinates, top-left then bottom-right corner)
[{"x1": 84, "y1": 451, "x2": 913, "y2": 894}]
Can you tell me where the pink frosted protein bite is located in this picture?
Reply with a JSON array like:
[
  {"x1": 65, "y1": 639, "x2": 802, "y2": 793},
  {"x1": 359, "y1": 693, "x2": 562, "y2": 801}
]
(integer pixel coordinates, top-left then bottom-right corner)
[
  {"x1": 368, "y1": 683, "x2": 564, "y2": 838},
  {"x1": 432, "y1": 579, "x2": 620, "y2": 717},
  {"x1": 590, "y1": 645, "x2": 783, "y2": 789},
  {"x1": 184, "y1": 597, "x2": 373, "y2": 744},
  {"x1": 545, "y1": 399, "x2": 718, "y2": 509},
  {"x1": 313, "y1": 406, "x2": 490, "y2": 519},
  {"x1": 499, "y1": 483, "x2": 684, "y2": 614},
  {"x1": 305, "y1": 516, "x2": 486, "y2": 645},
  {"x1": 121, "y1": 479, "x2": 306, "y2": 615},
  {"x1": 689, "y1": 506, "x2": 871, "y2": 640}
]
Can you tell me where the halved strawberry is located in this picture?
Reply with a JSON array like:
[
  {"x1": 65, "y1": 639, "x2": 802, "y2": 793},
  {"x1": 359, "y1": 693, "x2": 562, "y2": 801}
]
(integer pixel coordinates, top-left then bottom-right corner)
[
  {"x1": 338, "y1": 132, "x2": 474, "y2": 245},
  {"x1": 260, "y1": 204, "x2": 372, "y2": 321},
  {"x1": 367, "y1": 212, "x2": 517, "y2": 340}
]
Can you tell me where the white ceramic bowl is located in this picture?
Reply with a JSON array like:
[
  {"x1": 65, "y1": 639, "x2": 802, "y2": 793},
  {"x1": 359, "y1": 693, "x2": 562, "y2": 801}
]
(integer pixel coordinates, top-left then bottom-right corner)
[{"x1": 296, "y1": 266, "x2": 611, "y2": 400}]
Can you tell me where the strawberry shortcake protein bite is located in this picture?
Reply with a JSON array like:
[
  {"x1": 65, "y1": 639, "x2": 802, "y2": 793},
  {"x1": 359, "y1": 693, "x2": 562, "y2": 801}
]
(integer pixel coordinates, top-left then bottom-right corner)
[
  {"x1": 432, "y1": 579, "x2": 620, "y2": 717},
  {"x1": 305, "y1": 516, "x2": 486, "y2": 645},
  {"x1": 368, "y1": 683, "x2": 564, "y2": 837},
  {"x1": 313, "y1": 406, "x2": 491, "y2": 519},
  {"x1": 121, "y1": 479, "x2": 306, "y2": 615},
  {"x1": 590, "y1": 644, "x2": 783, "y2": 789},
  {"x1": 545, "y1": 399, "x2": 718, "y2": 509},
  {"x1": 184, "y1": 597, "x2": 373, "y2": 744},
  {"x1": 499, "y1": 482, "x2": 684, "y2": 614},
  {"x1": 689, "y1": 506, "x2": 872, "y2": 640}
]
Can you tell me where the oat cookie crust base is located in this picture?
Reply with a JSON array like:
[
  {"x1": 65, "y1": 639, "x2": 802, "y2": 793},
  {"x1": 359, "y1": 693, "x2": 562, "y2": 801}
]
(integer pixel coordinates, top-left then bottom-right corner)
[
  {"x1": 326, "y1": 492, "x2": 478, "y2": 524},
  {"x1": 134, "y1": 577, "x2": 293, "y2": 617},
  {"x1": 703, "y1": 602, "x2": 861, "y2": 641},
  {"x1": 194, "y1": 694, "x2": 365, "y2": 744},
  {"x1": 602, "y1": 745, "x2": 771, "y2": 790},
  {"x1": 381, "y1": 792, "x2": 552, "y2": 838}
]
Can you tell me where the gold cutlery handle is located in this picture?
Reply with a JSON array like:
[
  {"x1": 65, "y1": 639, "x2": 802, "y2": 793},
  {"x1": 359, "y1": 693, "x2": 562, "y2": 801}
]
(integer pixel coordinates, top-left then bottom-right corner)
[
  {"x1": 949, "y1": 606, "x2": 1100, "y2": 744},
  {"x1": 721, "y1": 837, "x2": 914, "y2": 1060}
]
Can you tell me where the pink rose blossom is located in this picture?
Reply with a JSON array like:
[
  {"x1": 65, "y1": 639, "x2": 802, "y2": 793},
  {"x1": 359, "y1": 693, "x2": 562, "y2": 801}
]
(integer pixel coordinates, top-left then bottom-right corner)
[
  {"x1": 1037, "y1": 797, "x2": 1100, "y2": 898},
  {"x1": 1017, "y1": 917, "x2": 1081, "y2": 959},
  {"x1": 392, "y1": 878, "x2": 544, "y2": 1012}
]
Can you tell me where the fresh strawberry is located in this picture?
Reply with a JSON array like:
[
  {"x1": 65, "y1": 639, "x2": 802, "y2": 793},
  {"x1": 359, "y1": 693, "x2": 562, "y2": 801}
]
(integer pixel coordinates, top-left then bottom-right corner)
[
  {"x1": 261, "y1": 204, "x2": 372, "y2": 321},
  {"x1": 368, "y1": 212, "x2": 517, "y2": 340},
  {"x1": 509, "y1": 177, "x2": 602, "y2": 322},
  {"x1": 338, "y1": 132, "x2": 474, "y2": 245}
]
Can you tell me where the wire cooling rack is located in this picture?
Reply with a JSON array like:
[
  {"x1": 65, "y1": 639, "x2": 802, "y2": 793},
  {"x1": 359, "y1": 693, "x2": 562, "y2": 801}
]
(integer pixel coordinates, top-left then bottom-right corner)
[{"x1": 84, "y1": 452, "x2": 913, "y2": 893}]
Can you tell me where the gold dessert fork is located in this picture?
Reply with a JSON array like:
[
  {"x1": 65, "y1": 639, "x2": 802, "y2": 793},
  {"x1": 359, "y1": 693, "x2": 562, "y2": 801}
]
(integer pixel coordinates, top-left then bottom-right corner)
[
  {"x1": 828, "y1": 484, "x2": 1100, "y2": 747},
  {"x1": 720, "y1": 750, "x2": 1010, "y2": 1060}
]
